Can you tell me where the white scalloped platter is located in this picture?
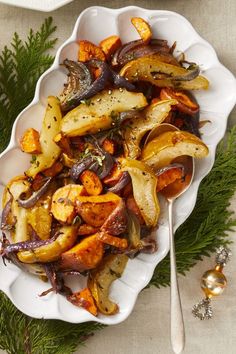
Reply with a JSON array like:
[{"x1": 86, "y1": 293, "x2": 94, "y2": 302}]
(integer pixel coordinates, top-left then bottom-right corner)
[
  {"x1": 0, "y1": 6, "x2": 235, "y2": 325},
  {"x1": 0, "y1": 0, "x2": 73, "y2": 12}
]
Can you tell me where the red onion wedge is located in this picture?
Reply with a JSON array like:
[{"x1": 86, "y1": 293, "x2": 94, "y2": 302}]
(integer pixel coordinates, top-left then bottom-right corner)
[{"x1": 17, "y1": 177, "x2": 52, "y2": 209}]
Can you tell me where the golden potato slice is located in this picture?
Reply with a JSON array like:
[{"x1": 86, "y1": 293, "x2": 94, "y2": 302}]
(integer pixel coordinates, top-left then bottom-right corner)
[
  {"x1": 141, "y1": 130, "x2": 209, "y2": 168},
  {"x1": 88, "y1": 254, "x2": 128, "y2": 315},
  {"x1": 60, "y1": 234, "x2": 104, "y2": 271},
  {"x1": 61, "y1": 89, "x2": 147, "y2": 137},
  {"x1": 51, "y1": 184, "x2": 85, "y2": 224}
]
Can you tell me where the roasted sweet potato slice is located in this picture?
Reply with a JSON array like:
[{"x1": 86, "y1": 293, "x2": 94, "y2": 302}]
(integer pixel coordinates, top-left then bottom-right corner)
[
  {"x1": 77, "y1": 224, "x2": 99, "y2": 236},
  {"x1": 60, "y1": 234, "x2": 104, "y2": 271},
  {"x1": 67, "y1": 288, "x2": 98, "y2": 316},
  {"x1": 20, "y1": 128, "x2": 41, "y2": 154},
  {"x1": 97, "y1": 232, "x2": 128, "y2": 249},
  {"x1": 102, "y1": 138, "x2": 116, "y2": 155},
  {"x1": 76, "y1": 193, "x2": 121, "y2": 227},
  {"x1": 54, "y1": 133, "x2": 72, "y2": 157},
  {"x1": 78, "y1": 40, "x2": 106, "y2": 62},
  {"x1": 51, "y1": 184, "x2": 85, "y2": 224},
  {"x1": 156, "y1": 167, "x2": 183, "y2": 192},
  {"x1": 101, "y1": 199, "x2": 127, "y2": 235},
  {"x1": 99, "y1": 35, "x2": 122, "y2": 60},
  {"x1": 80, "y1": 170, "x2": 103, "y2": 196},
  {"x1": 131, "y1": 17, "x2": 152, "y2": 44}
]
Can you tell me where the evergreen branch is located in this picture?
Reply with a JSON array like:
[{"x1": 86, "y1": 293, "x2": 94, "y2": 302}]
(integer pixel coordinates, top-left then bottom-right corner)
[
  {"x1": 0, "y1": 17, "x2": 57, "y2": 153},
  {"x1": 0, "y1": 291, "x2": 104, "y2": 354}
]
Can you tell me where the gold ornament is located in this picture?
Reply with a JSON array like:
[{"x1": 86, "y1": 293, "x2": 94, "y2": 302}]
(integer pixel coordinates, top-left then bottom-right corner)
[{"x1": 192, "y1": 246, "x2": 231, "y2": 320}]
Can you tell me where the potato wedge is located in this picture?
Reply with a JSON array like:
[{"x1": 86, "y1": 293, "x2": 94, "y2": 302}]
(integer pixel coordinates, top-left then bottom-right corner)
[
  {"x1": 88, "y1": 254, "x2": 128, "y2": 315},
  {"x1": 141, "y1": 130, "x2": 209, "y2": 168},
  {"x1": 60, "y1": 234, "x2": 104, "y2": 271},
  {"x1": 76, "y1": 193, "x2": 121, "y2": 227},
  {"x1": 18, "y1": 225, "x2": 78, "y2": 263},
  {"x1": 123, "y1": 99, "x2": 177, "y2": 159},
  {"x1": 102, "y1": 138, "x2": 116, "y2": 155},
  {"x1": 121, "y1": 159, "x2": 159, "y2": 227},
  {"x1": 68, "y1": 288, "x2": 98, "y2": 316},
  {"x1": 51, "y1": 184, "x2": 85, "y2": 224},
  {"x1": 80, "y1": 170, "x2": 103, "y2": 196},
  {"x1": 26, "y1": 96, "x2": 62, "y2": 178},
  {"x1": 20, "y1": 128, "x2": 41, "y2": 154},
  {"x1": 61, "y1": 89, "x2": 147, "y2": 137},
  {"x1": 120, "y1": 55, "x2": 209, "y2": 90},
  {"x1": 131, "y1": 17, "x2": 152, "y2": 44}
]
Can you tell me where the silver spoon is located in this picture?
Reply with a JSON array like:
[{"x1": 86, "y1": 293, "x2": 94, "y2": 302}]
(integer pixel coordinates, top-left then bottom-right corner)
[
  {"x1": 147, "y1": 123, "x2": 194, "y2": 353},
  {"x1": 161, "y1": 155, "x2": 194, "y2": 354}
]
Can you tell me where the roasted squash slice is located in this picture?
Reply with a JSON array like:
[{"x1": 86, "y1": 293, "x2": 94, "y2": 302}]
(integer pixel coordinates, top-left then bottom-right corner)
[
  {"x1": 120, "y1": 55, "x2": 209, "y2": 90},
  {"x1": 88, "y1": 254, "x2": 128, "y2": 315},
  {"x1": 60, "y1": 234, "x2": 104, "y2": 271},
  {"x1": 61, "y1": 89, "x2": 147, "y2": 137},
  {"x1": 141, "y1": 130, "x2": 209, "y2": 168},
  {"x1": 26, "y1": 96, "x2": 62, "y2": 178}
]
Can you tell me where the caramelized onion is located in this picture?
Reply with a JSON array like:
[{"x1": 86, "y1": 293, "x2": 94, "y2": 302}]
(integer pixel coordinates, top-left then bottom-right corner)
[
  {"x1": 60, "y1": 59, "x2": 92, "y2": 111},
  {"x1": 17, "y1": 177, "x2": 52, "y2": 209},
  {"x1": 107, "y1": 172, "x2": 131, "y2": 193},
  {"x1": 112, "y1": 39, "x2": 171, "y2": 67}
]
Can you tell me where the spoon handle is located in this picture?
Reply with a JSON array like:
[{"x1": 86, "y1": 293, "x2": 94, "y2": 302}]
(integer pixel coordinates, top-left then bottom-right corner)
[{"x1": 168, "y1": 200, "x2": 185, "y2": 354}]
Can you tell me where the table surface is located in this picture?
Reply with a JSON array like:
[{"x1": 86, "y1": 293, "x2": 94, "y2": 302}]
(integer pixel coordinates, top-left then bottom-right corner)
[{"x1": 0, "y1": 1, "x2": 235, "y2": 353}]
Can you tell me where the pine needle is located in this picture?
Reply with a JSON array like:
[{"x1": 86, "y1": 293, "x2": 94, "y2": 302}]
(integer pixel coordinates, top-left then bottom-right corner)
[{"x1": 0, "y1": 17, "x2": 236, "y2": 354}]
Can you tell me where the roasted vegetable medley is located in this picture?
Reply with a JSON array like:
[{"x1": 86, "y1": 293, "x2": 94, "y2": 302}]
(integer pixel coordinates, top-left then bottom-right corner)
[{"x1": 0, "y1": 17, "x2": 209, "y2": 316}]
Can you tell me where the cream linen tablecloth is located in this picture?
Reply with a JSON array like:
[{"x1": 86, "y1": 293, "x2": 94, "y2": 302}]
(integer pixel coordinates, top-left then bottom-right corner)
[{"x1": 0, "y1": 1, "x2": 235, "y2": 353}]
